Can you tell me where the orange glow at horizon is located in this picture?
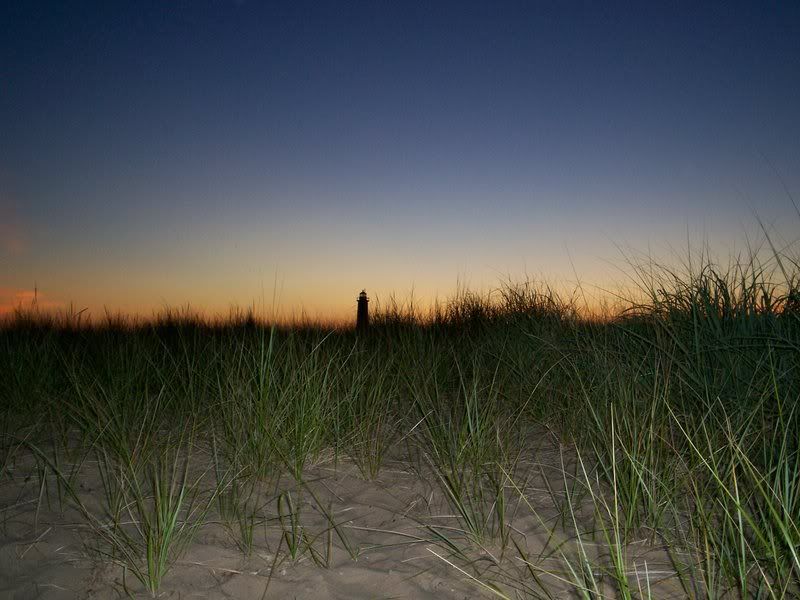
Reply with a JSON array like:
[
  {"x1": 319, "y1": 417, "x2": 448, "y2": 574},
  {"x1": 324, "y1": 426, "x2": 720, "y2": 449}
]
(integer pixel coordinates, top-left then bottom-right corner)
[
  {"x1": 3, "y1": 217, "x2": 795, "y2": 325},
  {"x1": 0, "y1": 273, "x2": 644, "y2": 325}
]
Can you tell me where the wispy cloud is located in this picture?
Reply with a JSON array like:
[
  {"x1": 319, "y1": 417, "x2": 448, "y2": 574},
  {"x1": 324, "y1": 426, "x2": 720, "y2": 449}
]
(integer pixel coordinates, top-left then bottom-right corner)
[{"x1": 0, "y1": 288, "x2": 62, "y2": 316}]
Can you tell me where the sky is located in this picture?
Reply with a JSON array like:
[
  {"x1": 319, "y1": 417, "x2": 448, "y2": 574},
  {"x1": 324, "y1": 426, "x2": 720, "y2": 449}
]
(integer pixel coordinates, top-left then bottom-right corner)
[{"x1": 2, "y1": 1, "x2": 799, "y2": 320}]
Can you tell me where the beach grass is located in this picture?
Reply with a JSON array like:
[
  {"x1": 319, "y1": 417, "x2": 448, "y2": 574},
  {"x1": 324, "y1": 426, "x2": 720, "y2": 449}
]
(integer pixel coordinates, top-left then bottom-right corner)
[{"x1": 1, "y1": 241, "x2": 798, "y2": 598}]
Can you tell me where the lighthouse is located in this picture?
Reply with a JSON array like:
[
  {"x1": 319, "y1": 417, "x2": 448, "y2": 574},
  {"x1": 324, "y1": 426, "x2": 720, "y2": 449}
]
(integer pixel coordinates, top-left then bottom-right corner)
[{"x1": 356, "y1": 290, "x2": 369, "y2": 330}]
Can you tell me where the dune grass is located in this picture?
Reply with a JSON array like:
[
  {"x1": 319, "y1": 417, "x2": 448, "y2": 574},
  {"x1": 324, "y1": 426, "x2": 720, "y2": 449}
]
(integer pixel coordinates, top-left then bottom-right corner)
[{"x1": 1, "y1": 240, "x2": 798, "y2": 597}]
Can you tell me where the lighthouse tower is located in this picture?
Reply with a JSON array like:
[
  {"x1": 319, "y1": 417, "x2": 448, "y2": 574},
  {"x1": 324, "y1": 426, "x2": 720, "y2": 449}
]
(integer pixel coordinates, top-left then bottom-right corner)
[{"x1": 356, "y1": 290, "x2": 369, "y2": 330}]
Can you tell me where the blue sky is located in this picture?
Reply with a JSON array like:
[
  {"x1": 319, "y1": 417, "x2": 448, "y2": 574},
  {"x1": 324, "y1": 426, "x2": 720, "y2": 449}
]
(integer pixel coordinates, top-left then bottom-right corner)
[{"x1": 2, "y1": 1, "x2": 799, "y2": 318}]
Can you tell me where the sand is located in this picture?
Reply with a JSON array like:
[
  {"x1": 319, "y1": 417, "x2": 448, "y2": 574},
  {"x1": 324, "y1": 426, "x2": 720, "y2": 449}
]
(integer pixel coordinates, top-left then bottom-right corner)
[{"x1": 1, "y1": 430, "x2": 685, "y2": 599}]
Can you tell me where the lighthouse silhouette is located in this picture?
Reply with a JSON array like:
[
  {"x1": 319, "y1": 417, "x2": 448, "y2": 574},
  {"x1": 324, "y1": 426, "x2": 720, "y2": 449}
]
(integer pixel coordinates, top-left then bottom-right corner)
[{"x1": 356, "y1": 290, "x2": 369, "y2": 330}]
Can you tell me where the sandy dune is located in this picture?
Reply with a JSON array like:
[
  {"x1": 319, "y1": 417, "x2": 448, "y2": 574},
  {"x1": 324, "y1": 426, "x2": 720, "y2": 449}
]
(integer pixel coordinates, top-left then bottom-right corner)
[{"x1": 1, "y1": 431, "x2": 683, "y2": 599}]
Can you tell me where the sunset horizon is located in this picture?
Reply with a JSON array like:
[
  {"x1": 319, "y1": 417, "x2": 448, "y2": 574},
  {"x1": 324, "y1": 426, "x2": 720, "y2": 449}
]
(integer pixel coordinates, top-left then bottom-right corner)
[{"x1": 3, "y1": 222, "x2": 797, "y2": 322}]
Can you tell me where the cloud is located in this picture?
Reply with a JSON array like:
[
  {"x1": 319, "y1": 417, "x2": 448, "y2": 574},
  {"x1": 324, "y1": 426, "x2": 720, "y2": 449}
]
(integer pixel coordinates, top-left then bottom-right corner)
[{"x1": 0, "y1": 288, "x2": 63, "y2": 316}]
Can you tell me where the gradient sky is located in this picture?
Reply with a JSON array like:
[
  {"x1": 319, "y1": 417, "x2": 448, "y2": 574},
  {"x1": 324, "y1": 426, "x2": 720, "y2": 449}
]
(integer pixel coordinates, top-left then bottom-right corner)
[{"x1": 2, "y1": 1, "x2": 799, "y2": 320}]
